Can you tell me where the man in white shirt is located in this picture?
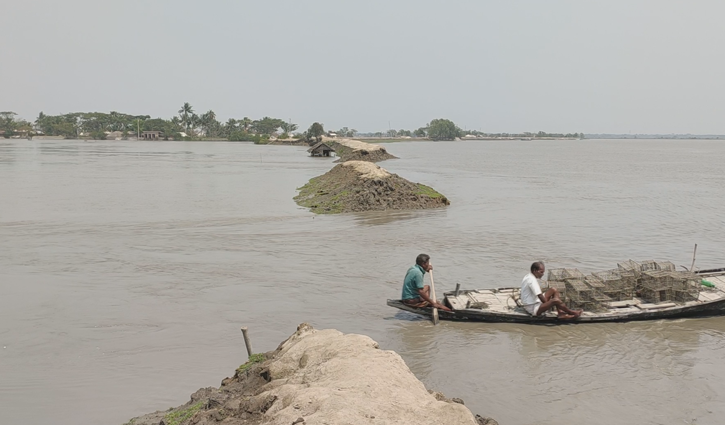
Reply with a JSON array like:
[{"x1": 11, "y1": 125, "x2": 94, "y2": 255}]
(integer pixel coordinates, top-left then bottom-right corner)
[{"x1": 520, "y1": 261, "x2": 582, "y2": 320}]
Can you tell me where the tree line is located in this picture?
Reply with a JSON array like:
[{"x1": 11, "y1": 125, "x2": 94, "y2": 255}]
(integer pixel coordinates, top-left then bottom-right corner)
[
  {"x1": 1, "y1": 108, "x2": 582, "y2": 142},
  {"x1": 1, "y1": 104, "x2": 304, "y2": 142},
  {"x1": 368, "y1": 120, "x2": 583, "y2": 140}
]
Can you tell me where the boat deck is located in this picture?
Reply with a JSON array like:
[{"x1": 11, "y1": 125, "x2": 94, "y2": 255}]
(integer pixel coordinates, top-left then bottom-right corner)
[{"x1": 443, "y1": 274, "x2": 725, "y2": 320}]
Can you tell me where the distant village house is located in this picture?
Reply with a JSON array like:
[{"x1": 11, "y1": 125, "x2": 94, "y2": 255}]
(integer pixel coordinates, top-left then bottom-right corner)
[
  {"x1": 308, "y1": 141, "x2": 335, "y2": 157},
  {"x1": 141, "y1": 131, "x2": 163, "y2": 140}
]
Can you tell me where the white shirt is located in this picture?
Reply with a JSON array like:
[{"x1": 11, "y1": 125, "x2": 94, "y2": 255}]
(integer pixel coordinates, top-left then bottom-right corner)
[{"x1": 520, "y1": 273, "x2": 543, "y2": 306}]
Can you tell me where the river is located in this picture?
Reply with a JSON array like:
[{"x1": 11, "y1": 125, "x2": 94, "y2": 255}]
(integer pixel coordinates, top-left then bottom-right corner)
[{"x1": 1, "y1": 139, "x2": 724, "y2": 425}]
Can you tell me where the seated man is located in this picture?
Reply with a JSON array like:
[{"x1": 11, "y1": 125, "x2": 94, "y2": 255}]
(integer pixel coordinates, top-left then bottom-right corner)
[
  {"x1": 401, "y1": 253, "x2": 451, "y2": 311},
  {"x1": 521, "y1": 261, "x2": 582, "y2": 319}
]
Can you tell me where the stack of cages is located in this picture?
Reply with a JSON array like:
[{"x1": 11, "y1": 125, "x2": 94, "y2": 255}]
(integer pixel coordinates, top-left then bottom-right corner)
[
  {"x1": 583, "y1": 275, "x2": 612, "y2": 311},
  {"x1": 639, "y1": 260, "x2": 659, "y2": 273},
  {"x1": 639, "y1": 270, "x2": 675, "y2": 303},
  {"x1": 656, "y1": 261, "x2": 676, "y2": 272},
  {"x1": 636, "y1": 260, "x2": 688, "y2": 304},
  {"x1": 546, "y1": 268, "x2": 568, "y2": 299},
  {"x1": 618, "y1": 260, "x2": 642, "y2": 279},
  {"x1": 593, "y1": 269, "x2": 635, "y2": 301},
  {"x1": 562, "y1": 270, "x2": 595, "y2": 311},
  {"x1": 618, "y1": 260, "x2": 643, "y2": 295},
  {"x1": 672, "y1": 271, "x2": 701, "y2": 303}
]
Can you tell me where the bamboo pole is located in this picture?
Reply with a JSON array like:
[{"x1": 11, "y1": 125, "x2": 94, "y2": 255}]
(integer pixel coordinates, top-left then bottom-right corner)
[
  {"x1": 241, "y1": 327, "x2": 253, "y2": 359},
  {"x1": 690, "y1": 244, "x2": 698, "y2": 272},
  {"x1": 429, "y1": 270, "x2": 440, "y2": 325}
]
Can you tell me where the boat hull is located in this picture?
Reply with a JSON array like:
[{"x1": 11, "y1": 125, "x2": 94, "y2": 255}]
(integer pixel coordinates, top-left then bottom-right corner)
[{"x1": 387, "y1": 297, "x2": 725, "y2": 324}]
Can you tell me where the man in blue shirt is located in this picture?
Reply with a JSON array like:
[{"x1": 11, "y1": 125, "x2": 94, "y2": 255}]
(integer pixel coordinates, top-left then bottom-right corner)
[{"x1": 401, "y1": 253, "x2": 451, "y2": 311}]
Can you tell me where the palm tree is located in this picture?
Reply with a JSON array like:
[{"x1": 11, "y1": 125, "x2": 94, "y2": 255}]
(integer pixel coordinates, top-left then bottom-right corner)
[
  {"x1": 223, "y1": 118, "x2": 238, "y2": 137},
  {"x1": 199, "y1": 110, "x2": 218, "y2": 137},
  {"x1": 189, "y1": 113, "x2": 200, "y2": 135},
  {"x1": 240, "y1": 117, "x2": 252, "y2": 132},
  {"x1": 178, "y1": 102, "x2": 194, "y2": 133}
]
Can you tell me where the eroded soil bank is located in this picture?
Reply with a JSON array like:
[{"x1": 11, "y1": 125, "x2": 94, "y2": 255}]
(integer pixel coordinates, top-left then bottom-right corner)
[
  {"x1": 294, "y1": 161, "x2": 450, "y2": 214},
  {"x1": 124, "y1": 324, "x2": 496, "y2": 425},
  {"x1": 324, "y1": 138, "x2": 397, "y2": 163}
]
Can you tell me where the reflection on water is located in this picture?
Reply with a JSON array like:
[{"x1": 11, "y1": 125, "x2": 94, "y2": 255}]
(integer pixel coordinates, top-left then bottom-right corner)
[
  {"x1": 351, "y1": 210, "x2": 437, "y2": 226},
  {"x1": 1, "y1": 139, "x2": 724, "y2": 425}
]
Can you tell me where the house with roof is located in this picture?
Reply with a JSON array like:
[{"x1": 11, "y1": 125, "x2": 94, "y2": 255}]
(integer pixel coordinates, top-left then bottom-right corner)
[{"x1": 307, "y1": 141, "x2": 336, "y2": 157}]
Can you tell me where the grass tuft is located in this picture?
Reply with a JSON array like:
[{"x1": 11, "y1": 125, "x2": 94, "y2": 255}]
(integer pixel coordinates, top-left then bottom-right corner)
[
  {"x1": 415, "y1": 183, "x2": 444, "y2": 198},
  {"x1": 163, "y1": 401, "x2": 204, "y2": 425},
  {"x1": 236, "y1": 353, "x2": 266, "y2": 374}
]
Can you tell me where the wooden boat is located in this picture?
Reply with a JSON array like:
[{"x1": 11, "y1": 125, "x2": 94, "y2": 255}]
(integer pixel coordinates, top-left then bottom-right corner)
[{"x1": 387, "y1": 268, "x2": 725, "y2": 324}]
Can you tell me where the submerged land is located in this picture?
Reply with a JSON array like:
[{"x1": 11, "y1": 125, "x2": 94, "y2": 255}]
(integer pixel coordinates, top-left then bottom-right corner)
[
  {"x1": 124, "y1": 324, "x2": 497, "y2": 425},
  {"x1": 294, "y1": 137, "x2": 448, "y2": 214},
  {"x1": 294, "y1": 161, "x2": 449, "y2": 214}
]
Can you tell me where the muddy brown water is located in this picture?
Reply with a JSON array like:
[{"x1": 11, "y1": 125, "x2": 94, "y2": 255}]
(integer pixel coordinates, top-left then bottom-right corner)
[{"x1": 1, "y1": 139, "x2": 724, "y2": 425}]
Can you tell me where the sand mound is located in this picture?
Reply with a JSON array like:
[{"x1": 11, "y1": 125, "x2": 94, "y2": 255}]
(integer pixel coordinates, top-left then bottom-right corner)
[
  {"x1": 321, "y1": 137, "x2": 397, "y2": 163},
  {"x1": 125, "y1": 324, "x2": 497, "y2": 425},
  {"x1": 294, "y1": 161, "x2": 450, "y2": 214}
]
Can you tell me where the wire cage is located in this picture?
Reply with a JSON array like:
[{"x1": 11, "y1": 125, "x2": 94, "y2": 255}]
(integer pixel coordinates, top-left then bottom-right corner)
[
  {"x1": 585, "y1": 275, "x2": 606, "y2": 290},
  {"x1": 672, "y1": 271, "x2": 701, "y2": 302},
  {"x1": 555, "y1": 260, "x2": 698, "y2": 306},
  {"x1": 618, "y1": 260, "x2": 642, "y2": 279},
  {"x1": 593, "y1": 269, "x2": 635, "y2": 301},
  {"x1": 589, "y1": 291, "x2": 613, "y2": 311},
  {"x1": 565, "y1": 279, "x2": 594, "y2": 310},
  {"x1": 547, "y1": 269, "x2": 568, "y2": 282},
  {"x1": 563, "y1": 269, "x2": 586, "y2": 280},
  {"x1": 656, "y1": 261, "x2": 677, "y2": 272},
  {"x1": 545, "y1": 280, "x2": 567, "y2": 298},
  {"x1": 639, "y1": 260, "x2": 659, "y2": 272},
  {"x1": 639, "y1": 270, "x2": 700, "y2": 303}
]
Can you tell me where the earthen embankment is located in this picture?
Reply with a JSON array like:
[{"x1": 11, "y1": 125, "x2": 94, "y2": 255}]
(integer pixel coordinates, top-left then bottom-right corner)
[
  {"x1": 294, "y1": 161, "x2": 450, "y2": 214},
  {"x1": 124, "y1": 324, "x2": 497, "y2": 425}
]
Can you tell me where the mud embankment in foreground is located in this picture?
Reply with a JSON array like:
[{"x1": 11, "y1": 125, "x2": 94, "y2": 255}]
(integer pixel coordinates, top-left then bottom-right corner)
[
  {"x1": 294, "y1": 161, "x2": 450, "y2": 214},
  {"x1": 125, "y1": 324, "x2": 497, "y2": 425}
]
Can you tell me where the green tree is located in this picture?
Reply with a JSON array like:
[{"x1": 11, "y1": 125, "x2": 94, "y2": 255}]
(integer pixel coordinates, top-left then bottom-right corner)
[
  {"x1": 414, "y1": 127, "x2": 427, "y2": 137},
  {"x1": 337, "y1": 127, "x2": 356, "y2": 138},
  {"x1": 307, "y1": 122, "x2": 325, "y2": 143},
  {"x1": 427, "y1": 119, "x2": 460, "y2": 141},
  {"x1": 90, "y1": 130, "x2": 107, "y2": 140},
  {"x1": 199, "y1": 110, "x2": 220, "y2": 137},
  {"x1": 0, "y1": 111, "x2": 18, "y2": 137},
  {"x1": 240, "y1": 117, "x2": 252, "y2": 132},
  {"x1": 34, "y1": 112, "x2": 78, "y2": 137},
  {"x1": 222, "y1": 118, "x2": 238, "y2": 137},
  {"x1": 178, "y1": 102, "x2": 194, "y2": 134},
  {"x1": 280, "y1": 121, "x2": 298, "y2": 134},
  {"x1": 252, "y1": 117, "x2": 285, "y2": 135}
]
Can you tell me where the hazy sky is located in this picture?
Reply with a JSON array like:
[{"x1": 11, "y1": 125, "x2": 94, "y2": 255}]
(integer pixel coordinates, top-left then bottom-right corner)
[{"x1": 2, "y1": 1, "x2": 724, "y2": 133}]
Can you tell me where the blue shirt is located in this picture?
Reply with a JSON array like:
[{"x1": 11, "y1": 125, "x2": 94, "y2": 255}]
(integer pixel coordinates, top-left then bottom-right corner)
[{"x1": 401, "y1": 264, "x2": 426, "y2": 300}]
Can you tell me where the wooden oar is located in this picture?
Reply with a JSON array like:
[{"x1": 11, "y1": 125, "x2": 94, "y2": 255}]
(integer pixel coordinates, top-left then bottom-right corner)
[{"x1": 429, "y1": 269, "x2": 440, "y2": 325}]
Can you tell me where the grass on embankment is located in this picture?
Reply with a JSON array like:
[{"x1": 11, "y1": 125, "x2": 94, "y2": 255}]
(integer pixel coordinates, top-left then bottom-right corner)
[
  {"x1": 415, "y1": 183, "x2": 445, "y2": 198},
  {"x1": 162, "y1": 401, "x2": 205, "y2": 425}
]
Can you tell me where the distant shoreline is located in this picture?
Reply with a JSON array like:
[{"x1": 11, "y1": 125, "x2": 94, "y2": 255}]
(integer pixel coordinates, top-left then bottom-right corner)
[{"x1": 7, "y1": 136, "x2": 725, "y2": 143}]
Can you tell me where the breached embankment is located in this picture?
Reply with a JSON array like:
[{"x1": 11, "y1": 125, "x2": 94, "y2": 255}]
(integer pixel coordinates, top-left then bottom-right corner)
[
  {"x1": 125, "y1": 324, "x2": 497, "y2": 425},
  {"x1": 294, "y1": 161, "x2": 450, "y2": 214},
  {"x1": 322, "y1": 137, "x2": 397, "y2": 163}
]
